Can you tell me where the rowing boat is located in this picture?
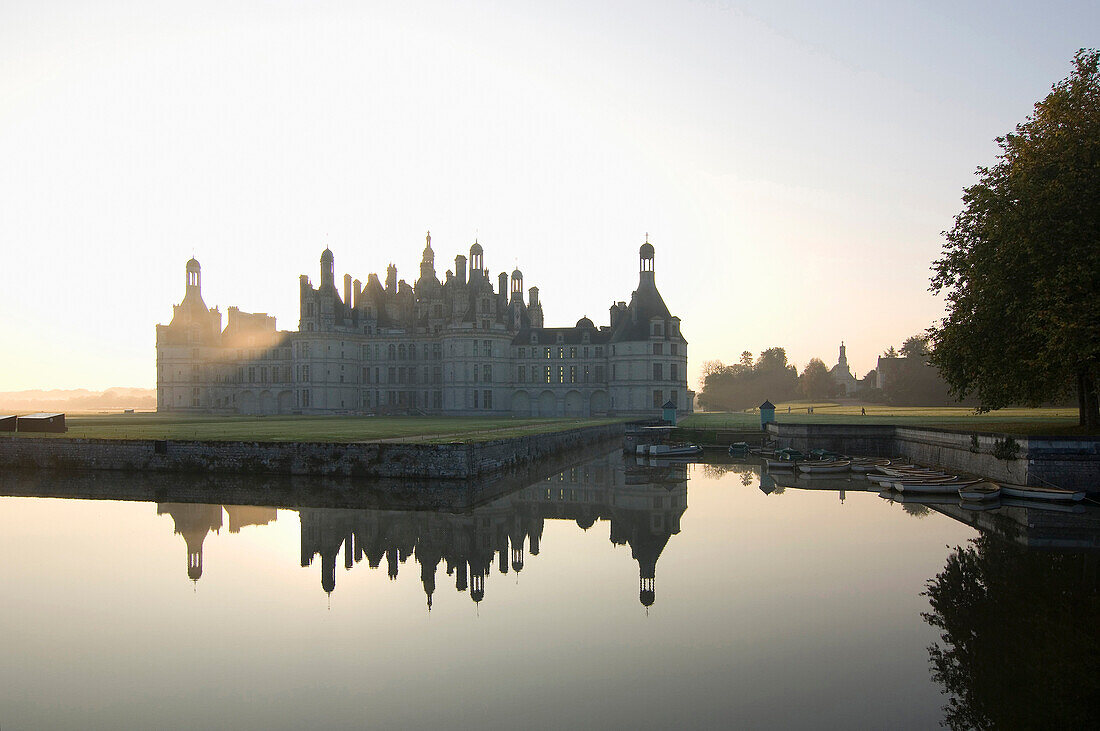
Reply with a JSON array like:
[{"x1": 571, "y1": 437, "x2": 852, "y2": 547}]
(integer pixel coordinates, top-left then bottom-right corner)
[
  {"x1": 797, "y1": 460, "x2": 851, "y2": 474},
  {"x1": 895, "y1": 478, "x2": 982, "y2": 493},
  {"x1": 997, "y1": 483, "x2": 1085, "y2": 502},
  {"x1": 959, "y1": 482, "x2": 1000, "y2": 501}
]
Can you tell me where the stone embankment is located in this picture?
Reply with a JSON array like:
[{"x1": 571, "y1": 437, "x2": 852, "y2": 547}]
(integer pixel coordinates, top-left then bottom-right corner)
[
  {"x1": 766, "y1": 423, "x2": 1100, "y2": 491},
  {"x1": 0, "y1": 422, "x2": 626, "y2": 479}
]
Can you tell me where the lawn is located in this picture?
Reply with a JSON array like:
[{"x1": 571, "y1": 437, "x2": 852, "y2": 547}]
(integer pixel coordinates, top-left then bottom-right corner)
[
  {"x1": 17, "y1": 414, "x2": 628, "y2": 444},
  {"x1": 678, "y1": 403, "x2": 1089, "y2": 436}
]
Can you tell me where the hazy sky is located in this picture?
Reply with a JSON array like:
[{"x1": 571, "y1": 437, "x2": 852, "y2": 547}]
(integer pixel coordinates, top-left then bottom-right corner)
[{"x1": 1, "y1": 1, "x2": 1095, "y2": 391}]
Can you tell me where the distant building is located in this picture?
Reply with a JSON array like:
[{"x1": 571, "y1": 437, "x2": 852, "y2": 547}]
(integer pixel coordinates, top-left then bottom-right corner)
[
  {"x1": 830, "y1": 342, "x2": 858, "y2": 395},
  {"x1": 156, "y1": 235, "x2": 693, "y2": 417},
  {"x1": 876, "y1": 355, "x2": 902, "y2": 391}
]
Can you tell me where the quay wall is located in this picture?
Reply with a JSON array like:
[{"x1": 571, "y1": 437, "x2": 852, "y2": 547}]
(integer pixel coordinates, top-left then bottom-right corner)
[
  {"x1": 766, "y1": 423, "x2": 1100, "y2": 491},
  {"x1": 0, "y1": 422, "x2": 626, "y2": 480}
]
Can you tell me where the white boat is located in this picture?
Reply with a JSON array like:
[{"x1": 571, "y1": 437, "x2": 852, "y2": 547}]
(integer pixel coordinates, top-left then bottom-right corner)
[
  {"x1": 765, "y1": 459, "x2": 797, "y2": 470},
  {"x1": 895, "y1": 478, "x2": 982, "y2": 494},
  {"x1": 850, "y1": 460, "x2": 890, "y2": 473},
  {"x1": 870, "y1": 473, "x2": 952, "y2": 487},
  {"x1": 636, "y1": 444, "x2": 703, "y2": 458},
  {"x1": 959, "y1": 482, "x2": 1000, "y2": 501},
  {"x1": 797, "y1": 460, "x2": 851, "y2": 474},
  {"x1": 997, "y1": 483, "x2": 1085, "y2": 502}
]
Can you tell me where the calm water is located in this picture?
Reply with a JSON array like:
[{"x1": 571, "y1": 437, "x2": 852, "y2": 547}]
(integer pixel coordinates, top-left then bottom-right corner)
[{"x1": 1, "y1": 452, "x2": 1097, "y2": 729}]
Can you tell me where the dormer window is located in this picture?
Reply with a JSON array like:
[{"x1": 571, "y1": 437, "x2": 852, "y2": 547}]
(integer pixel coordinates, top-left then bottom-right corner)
[
  {"x1": 531, "y1": 333, "x2": 538, "y2": 344},
  {"x1": 556, "y1": 333, "x2": 564, "y2": 344},
  {"x1": 652, "y1": 322, "x2": 663, "y2": 336}
]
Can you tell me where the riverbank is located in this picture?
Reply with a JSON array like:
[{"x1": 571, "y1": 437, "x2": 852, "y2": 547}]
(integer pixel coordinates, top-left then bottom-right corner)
[
  {"x1": 766, "y1": 422, "x2": 1100, "y2": 491},
  {"x1": 0, "y1": 421, "x2": 627, "y2": 479}
]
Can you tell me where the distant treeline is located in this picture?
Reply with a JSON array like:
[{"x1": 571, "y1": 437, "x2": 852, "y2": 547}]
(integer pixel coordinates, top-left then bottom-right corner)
[
  {"x1": 0, "y1": 388, "x2": 155, "y2": 412},
  {"x1": 697, "y1": 336, "x2": 978, "y2": 410}
]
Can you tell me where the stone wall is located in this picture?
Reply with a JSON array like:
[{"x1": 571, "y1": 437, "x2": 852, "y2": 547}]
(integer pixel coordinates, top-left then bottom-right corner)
[
  {"x1": 0, "y1": 422, "x2": 626, "y2": 480},
  {"x1": 766, "y1": 423, "x2": 1100, "y2": 491}
]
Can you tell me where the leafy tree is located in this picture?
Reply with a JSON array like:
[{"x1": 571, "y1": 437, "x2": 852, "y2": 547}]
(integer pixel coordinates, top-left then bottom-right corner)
[
  {"x1": 883, "y1": 346, "x2": 899, "y2": 358},
  {"x1": 798, "y1": 358, "x2": 835, "y2": 400},
  {"x1": 900, "y1": 334, "x2": 930, "y2": 359},
  {"x1": 930, "y1": 49, "x2": 1100, "y2": 427},
  {"x1": 696, "y1": 346, "x2": 798, "y2": 410}
]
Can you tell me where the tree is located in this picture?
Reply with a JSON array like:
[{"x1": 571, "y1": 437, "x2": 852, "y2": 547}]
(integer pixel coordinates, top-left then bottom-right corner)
[
  {"x1": 883, "y1": 346, "x2": 899, "y2": 358},
  {"x1": 799, "y1": 358, "x2": 835, "y2": 400},
  {"x1": 930, "y1": 49, "x2": 1100, "y2": 427},
  {"x1": 900, "y1": 334, "x2": 930, "y2": 359}
]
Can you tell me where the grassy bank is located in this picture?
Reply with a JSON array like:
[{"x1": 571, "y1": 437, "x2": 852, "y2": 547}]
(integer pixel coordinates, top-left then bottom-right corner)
[
  {"x1": 679, "y1": 404, "x2": 1090, "y2": 436},
  {"x1": 14, "y1": 414, "x2": 629, "y2": 444}
]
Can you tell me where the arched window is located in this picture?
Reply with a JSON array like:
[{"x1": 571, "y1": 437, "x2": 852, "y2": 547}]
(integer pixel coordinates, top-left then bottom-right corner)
[
  {"x1": 398, "y1": 344, "x2": 406, "y2": 360},
  {"x1": 388, "y1": 344, "x2": 396, "y2": 359}
]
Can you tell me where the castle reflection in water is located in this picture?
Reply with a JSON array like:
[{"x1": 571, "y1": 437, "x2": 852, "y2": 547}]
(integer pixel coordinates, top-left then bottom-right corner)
[{"x1": 157, "y1": 454, "x2": 688, "y2": 608}]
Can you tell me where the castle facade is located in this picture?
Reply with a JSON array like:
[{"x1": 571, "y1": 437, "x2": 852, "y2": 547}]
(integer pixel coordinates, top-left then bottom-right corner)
[{"x1": 156, "y1": 235, "x2": 691, "y2": 417}]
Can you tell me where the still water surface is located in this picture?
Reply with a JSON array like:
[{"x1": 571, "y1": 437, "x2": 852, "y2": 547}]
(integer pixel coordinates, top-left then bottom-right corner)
[{"x1": 1, "y1": 452, "x2": 1096, "y2": 729}]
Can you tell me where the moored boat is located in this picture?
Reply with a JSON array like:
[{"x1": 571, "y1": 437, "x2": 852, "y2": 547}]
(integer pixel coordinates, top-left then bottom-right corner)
[
  {"x1": 959, "y1": 482, "x2": 1000, "y2": 501},
  {"x1": 997, "y1": 483, "x2": 1085, "y2": 502},
  {"x1": 765, "y1": 458, "x2": 797, "y2": 470},
  {"x1": 797, "y1": 460, "x2": 852, "y2": 474},
  {"x1": 895, "y1": 478, "x2": 983, "y2": 493},
  {"x1": 636, "y1": 444, "x2": 703, "y2": 458}
]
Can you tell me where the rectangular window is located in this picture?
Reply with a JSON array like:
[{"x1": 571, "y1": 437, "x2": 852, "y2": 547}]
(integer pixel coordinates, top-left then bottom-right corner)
[
  {"x1": 557, "y1": 366, "x2": 564, "y2": 383},
  {"x1": 557, "y1": 347, "x2": 564, "y2": 359},
  {"x1": 518, "y1": 347, "x2": 526, "y2": 358},
  {"x1": 670, "y1": 363, "x2": 679, "y2": 381},
  {"x1": 473, "y1": 390, "x2": 479, "y2": 408},
  {"x1": 473, "y1": 340, "x2": 479, "y2": 356},
  {"x1": 518, "y1": 365, "x2": 526, "y2": 382},
  {"x1": 670, "y1": 390, "x2": 678, "y2": 407},
  {"x1": 484, "y1": 340, "x2": 491, "y2": 356},
  {"x1": 544, "y1": 347, "x2": 552, "y2": 359},
  {"x1": 583, "y1": 347, "x2": 589, "y2": 358},
  {"x1": 248, "y1": 367, "x2": 255, "y2": 383},
  {"x1": 484, "y1": 390, "x2": 492, "y2": 410},
  {"x1": 595, "y1": 347, "x2": 603, "y2": 357},
  {"x1": 653, "y1": 390, "x2": 663, "y2": 408},
  {"x1": 569, "y1": 347, "x2": 576, "y2": 358},
  {"x1": 388, "y1": 367, "x2": 396, "y2": 383},
  {"x1": 584, "y1": 365, "x2": 590, "y2": 383},
  {"x1": 473, "y1": 366, "x2": 479, "y2": 383},
  {"x1": 484, "y1": 365, "x2": 492, "y2": 382},
  {"x1": 670, "y1": 343, "x2": 678, "y2": 355},
  {"x1": 569, "y1": 366, "x2": 577, "y2": 383},
  {"x1": 653, "y1": 343, "x2": 663, "y2": 355},
  {"x1": 302, "y1": 389, "x2": 310, "y2": 407},
  {"x1": 653, "y1": 363, "x2": 663, "y2": 380},
  {"x1": 544, "y1": 366, "x2": 552, "y2": 383}
]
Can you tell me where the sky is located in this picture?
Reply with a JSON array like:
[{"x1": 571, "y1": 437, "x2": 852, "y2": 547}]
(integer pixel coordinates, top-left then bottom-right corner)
[{"x1": 1, "y1": 0, "x2": 1096, "y2": 391}]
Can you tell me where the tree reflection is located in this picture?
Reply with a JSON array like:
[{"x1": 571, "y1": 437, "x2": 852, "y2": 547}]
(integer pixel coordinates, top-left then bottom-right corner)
[{"x1": 922, "y1": 535, "x2": 1100, "y2": 729}]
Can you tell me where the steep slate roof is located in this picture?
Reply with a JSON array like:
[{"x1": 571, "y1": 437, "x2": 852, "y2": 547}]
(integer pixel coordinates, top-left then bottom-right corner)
[{"x1": 609, "y1": 276, "x2": 681, "y2": 343}]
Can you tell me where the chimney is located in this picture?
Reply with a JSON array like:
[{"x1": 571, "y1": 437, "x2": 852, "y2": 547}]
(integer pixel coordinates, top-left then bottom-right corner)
[
  {"x1": 343, "y1": 274, "x2": 352, "y2": 306},
  {"x1": 456, "y1": 255, "x2": 467, "y2": 285}
]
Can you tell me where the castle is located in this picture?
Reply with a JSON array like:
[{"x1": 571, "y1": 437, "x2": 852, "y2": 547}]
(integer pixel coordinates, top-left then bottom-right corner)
[{"x1": 156, "y1": 234, "x2": 692, "y2": 417}]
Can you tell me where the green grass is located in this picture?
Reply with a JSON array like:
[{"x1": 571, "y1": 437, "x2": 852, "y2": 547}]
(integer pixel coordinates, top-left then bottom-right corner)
[
  {"x1": 679, "y1": 404, "x2": 1091, "y2": 436},
  {"x1": 18, "y1": 414, "x2": 628, "y2": 444}
]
